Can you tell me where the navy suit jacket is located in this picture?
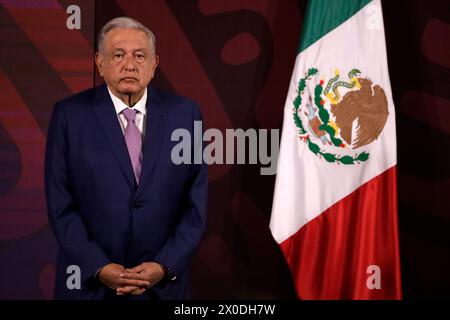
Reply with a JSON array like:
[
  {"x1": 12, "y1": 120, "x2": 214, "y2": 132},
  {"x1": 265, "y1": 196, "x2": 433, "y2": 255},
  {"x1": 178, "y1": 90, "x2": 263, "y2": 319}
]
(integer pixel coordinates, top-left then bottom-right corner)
[{"x1": 44, "y1": 84, "x2": 207, "y2": 300}]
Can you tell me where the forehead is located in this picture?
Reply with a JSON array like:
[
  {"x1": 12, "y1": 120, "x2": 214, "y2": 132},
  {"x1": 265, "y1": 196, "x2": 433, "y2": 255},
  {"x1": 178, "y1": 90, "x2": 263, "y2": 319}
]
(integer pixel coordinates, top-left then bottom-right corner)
[{"x1": 103, "y1": 28, "x2": 151, "y2": 50}]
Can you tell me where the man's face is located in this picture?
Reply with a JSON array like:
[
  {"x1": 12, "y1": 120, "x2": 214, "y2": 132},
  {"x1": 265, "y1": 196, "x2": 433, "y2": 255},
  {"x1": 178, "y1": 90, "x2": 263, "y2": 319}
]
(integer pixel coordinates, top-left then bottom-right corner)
[{"x1": 95, "y1": 28, "x2": 158, "y2": 97}]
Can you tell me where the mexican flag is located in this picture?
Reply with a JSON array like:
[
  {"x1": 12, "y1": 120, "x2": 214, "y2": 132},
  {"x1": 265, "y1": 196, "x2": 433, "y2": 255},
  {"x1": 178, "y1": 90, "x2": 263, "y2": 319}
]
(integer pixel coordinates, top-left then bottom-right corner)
[{"x1": 270, "y1": 0, "x2": 402, "y2": 299}]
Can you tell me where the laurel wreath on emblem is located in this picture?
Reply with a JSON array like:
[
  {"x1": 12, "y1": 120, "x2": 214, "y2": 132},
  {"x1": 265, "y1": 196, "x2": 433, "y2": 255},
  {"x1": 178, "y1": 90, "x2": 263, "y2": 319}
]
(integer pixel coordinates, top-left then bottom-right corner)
[{"x1": 292, "y1": 67, "x2": 389, "y2": 165}]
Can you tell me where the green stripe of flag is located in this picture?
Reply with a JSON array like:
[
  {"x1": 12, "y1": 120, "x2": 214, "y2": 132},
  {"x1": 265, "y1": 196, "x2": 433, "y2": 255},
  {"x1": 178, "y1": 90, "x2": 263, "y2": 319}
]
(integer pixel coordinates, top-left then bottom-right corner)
[{"x1": 298, "y1": 0, "x2": 372, "y2": 53}]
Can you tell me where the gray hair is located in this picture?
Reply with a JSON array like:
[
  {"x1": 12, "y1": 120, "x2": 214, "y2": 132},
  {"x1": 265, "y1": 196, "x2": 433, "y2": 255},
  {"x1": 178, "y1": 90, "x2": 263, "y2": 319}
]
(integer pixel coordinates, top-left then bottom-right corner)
[{"x1": 97, "y1": 17, "x2": 156, "y2": 54}]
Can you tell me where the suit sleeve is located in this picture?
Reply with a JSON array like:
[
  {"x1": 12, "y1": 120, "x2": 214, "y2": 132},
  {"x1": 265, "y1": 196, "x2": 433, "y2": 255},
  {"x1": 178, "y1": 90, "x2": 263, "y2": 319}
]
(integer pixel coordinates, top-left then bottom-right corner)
[
  {"x1": 45, "y1": 102, "x2": 111, "y2": 286},
  {"x1": 153, "y1": 101, "x2": 208, "y2": 277}
]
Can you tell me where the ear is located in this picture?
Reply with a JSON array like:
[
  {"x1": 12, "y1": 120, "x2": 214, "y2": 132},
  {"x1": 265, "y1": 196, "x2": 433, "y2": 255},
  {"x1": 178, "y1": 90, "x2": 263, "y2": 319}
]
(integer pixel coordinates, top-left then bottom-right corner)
[
  {"x1": 151, "y1": 55, "x2": 159, "y2": 72},
  {"x1": 95, "y1": 52, "x2": 104, "y2": 77}
]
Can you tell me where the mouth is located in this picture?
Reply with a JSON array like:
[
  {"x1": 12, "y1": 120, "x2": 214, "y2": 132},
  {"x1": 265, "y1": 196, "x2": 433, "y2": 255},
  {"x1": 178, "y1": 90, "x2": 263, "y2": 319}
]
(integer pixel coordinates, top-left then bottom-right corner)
[{"x1": 120, "y1": 77, "x2": 139, "y2": 82}]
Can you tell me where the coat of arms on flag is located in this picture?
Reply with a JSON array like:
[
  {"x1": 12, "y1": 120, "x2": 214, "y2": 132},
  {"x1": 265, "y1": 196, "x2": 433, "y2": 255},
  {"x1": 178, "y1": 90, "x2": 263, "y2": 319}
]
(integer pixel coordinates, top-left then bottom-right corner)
[{"x1": 293, "y1": 67, "x2": 389, "y2": 165}]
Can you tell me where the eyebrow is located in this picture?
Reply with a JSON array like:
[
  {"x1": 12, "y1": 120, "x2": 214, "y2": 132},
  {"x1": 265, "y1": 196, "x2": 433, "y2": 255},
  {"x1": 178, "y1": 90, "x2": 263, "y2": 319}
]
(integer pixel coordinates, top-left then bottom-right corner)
[{"x1": 112, "y1": 48, "x2": 146, "y2": 53}]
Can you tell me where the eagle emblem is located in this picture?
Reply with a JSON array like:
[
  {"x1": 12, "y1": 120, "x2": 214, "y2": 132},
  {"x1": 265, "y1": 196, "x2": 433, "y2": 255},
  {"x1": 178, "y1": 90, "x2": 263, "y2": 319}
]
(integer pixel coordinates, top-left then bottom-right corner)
[{"x1": 293, "y1": 68, "x2": 389, "y2": 165}]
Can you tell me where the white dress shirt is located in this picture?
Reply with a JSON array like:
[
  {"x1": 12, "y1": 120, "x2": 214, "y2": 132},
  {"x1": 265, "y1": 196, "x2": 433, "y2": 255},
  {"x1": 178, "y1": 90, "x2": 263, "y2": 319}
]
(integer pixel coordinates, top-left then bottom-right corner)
[{"x1": 107, "y1": 86, "x2": 147, "y2": 140}]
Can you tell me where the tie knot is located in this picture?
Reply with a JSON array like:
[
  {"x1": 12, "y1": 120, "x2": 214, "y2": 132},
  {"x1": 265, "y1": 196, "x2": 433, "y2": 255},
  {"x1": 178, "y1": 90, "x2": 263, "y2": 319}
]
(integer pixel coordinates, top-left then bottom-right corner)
[{"x1": 122, "y1": 108, "x2": 137, "y2": 122}]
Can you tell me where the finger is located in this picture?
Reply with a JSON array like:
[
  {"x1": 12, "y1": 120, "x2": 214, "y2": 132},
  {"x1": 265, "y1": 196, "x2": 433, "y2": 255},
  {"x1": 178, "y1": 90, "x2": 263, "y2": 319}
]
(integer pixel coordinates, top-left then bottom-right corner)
[
  {"x1": 119, "y1": 278, "x2": 150, "y2": 288},
  {"x1": 131, "y1": 288, "x2": 146, "y2": 296},
  {"x1": 117, "y1": 286, "x2": 146, "y2": 295},
  {"x1": 116, "y1": 286, "x2": 141, "y2": 295},
  {"x1": 120, "y1": 272, "x2": 149, "y2": 281},
  {"x1": 116, "y1": 287, "x2": 129, "y2": 295},
  {"x1": 127, "y1": 264, "x2": 146, "y2": 273}
]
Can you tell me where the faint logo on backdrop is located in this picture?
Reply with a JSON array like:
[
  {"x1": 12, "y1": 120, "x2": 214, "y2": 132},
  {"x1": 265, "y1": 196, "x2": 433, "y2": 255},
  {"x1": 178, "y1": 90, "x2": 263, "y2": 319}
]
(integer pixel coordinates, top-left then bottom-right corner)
[
  {"x1": 365, "y1": 3, "x2": 383, "y2": 30},
  {"x1": 366, "y1": 265, "x2": 382, "y2": 290},
  {"x1": 170, "y1": 122, "x2": 280, "y2": 175},
  {"x1": 66, "y1": 265, "x2": 81, "y2": 290},
  {"x1": 66, "y1": 5, "x2": 81, "y2": 30}
]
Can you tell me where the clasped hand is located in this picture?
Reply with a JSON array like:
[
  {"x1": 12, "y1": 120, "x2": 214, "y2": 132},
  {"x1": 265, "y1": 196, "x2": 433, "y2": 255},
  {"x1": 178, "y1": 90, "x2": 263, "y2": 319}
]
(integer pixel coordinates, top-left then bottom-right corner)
[{"x1": 98, "y1": 262, "x2": 165, "y2": 296}]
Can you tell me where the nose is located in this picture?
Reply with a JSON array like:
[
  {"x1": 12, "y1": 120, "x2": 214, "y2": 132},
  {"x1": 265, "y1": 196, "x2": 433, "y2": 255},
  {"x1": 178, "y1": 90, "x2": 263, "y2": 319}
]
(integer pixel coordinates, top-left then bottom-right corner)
[{"x1": 123, "y1": 55, "x2": 137, "y2": 72}]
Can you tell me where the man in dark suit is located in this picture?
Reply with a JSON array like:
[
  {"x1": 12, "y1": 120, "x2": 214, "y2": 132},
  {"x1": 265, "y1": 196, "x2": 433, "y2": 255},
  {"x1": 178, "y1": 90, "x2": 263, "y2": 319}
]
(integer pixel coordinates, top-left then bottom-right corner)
[{"x1": 44, "y1": 17, "x2": 207, "y2": 299}]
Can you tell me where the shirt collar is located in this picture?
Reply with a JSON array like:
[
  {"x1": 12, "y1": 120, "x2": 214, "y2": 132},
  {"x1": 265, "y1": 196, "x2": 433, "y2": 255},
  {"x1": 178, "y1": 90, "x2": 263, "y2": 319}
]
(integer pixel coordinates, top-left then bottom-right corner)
[{"x1": 107, "y1": 86, "x2": 147, "y2": 116}]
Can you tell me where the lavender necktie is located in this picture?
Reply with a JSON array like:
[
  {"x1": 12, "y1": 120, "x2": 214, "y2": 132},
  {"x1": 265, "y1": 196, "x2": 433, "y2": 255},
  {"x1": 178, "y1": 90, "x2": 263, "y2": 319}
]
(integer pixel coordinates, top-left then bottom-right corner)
[{"x1": 122, "y1": 108, "x2": 142, "y2": 185}]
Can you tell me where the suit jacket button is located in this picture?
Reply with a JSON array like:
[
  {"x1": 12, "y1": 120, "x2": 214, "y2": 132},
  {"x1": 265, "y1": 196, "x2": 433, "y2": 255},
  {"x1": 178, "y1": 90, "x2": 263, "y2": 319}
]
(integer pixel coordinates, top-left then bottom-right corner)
[{"x1": 133, "y1": 202, "x2": 142, "y2": 210}]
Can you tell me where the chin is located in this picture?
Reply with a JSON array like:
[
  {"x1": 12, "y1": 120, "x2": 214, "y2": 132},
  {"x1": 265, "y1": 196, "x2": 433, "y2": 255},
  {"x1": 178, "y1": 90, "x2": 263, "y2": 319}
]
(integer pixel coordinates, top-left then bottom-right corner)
[{"x1": 118, "y1": 85, "x2": 143, "y2": 95}]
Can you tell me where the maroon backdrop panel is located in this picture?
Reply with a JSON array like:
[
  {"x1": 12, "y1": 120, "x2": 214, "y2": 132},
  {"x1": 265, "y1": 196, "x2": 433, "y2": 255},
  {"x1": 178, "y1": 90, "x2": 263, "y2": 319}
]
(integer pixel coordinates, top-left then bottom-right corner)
[
  {"x1": 383, "y1": 0, "x2": 450, "y2": 299},
  {"x1": 0, "y1": 0, "x2": 448, "y2": 299},
  {"x1": 0, "y1": 0, "x2": 95, "y2": 299}
]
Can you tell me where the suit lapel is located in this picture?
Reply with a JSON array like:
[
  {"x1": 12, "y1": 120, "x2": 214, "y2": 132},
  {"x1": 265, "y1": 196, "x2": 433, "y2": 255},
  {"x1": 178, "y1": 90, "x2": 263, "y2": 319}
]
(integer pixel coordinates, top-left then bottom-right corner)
[
  {"x1": 136, "y1": 86, "x2": 167, "y2": 197},
  {"x1": 92, "y1": 84, "x2": 136, "y2": 188}
]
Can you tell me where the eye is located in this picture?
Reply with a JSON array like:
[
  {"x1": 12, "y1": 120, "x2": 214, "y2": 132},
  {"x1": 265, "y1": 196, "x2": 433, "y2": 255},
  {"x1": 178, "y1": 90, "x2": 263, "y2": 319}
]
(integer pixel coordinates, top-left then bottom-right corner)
[
  {"x1": 135, "y1": 53, "x2": 145, "y2": 62},
  {"x1": 113, "y1": 53, "x2": 124, "y2": 61}
]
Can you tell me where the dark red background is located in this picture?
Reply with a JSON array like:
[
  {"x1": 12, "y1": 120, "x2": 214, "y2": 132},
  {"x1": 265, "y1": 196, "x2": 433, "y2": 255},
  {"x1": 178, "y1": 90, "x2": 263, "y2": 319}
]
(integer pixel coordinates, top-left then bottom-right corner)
[{"x1": 0, "y1": 0, "x2": 448, "y2": 299}]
